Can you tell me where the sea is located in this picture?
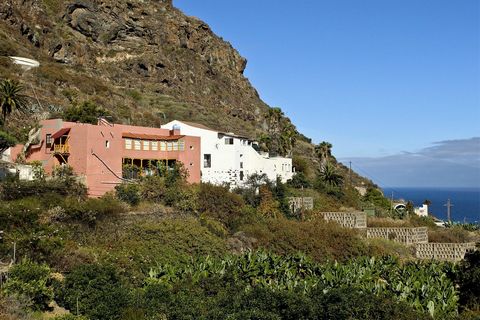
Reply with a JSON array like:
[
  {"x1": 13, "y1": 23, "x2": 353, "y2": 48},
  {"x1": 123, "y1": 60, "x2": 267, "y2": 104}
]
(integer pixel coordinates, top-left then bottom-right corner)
[{"x1": 382, "y1": 187, "x2": 480, "y2": 223}]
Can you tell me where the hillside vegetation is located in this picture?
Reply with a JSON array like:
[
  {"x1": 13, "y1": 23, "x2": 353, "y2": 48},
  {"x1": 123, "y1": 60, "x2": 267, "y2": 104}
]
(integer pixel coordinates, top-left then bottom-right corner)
[{"x1": 0, "y1": 168, "x2": 479, "y2": 319}]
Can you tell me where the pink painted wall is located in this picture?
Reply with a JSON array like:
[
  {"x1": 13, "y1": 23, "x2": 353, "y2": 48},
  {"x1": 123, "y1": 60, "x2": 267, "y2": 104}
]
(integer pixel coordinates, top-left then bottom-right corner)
[{"x1": 19, "y1": 119, "x2": 201, "y2": 197}]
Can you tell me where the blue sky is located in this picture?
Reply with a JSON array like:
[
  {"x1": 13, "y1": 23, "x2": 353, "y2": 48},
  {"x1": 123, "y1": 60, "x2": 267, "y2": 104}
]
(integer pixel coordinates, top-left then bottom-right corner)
[{"x1": 174, "y1": 0, "x2": 480, "y2": 187}]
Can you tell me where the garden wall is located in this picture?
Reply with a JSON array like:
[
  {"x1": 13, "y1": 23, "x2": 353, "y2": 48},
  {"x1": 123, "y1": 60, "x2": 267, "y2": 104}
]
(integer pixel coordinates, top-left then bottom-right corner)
[
  {"x1": 415, "y1": 242, "x2": 476, "y2": 261},
  {"x1": 318, "y1": 212, "x2": 367, "y2": 229},
  {"x1": 366, "y1": 227, "x2": 428, "y2": 245}
]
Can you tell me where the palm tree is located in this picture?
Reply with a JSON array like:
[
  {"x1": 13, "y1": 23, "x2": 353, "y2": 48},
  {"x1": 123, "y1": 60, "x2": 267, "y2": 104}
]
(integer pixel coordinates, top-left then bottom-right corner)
[
  {"x1": 0, "y1": 79, "x2": 28, "y2": 126},
  {"x1": 320, "y1": 162, "x2": 343, "y2": 188},
  {"x1": 315, "y1": 141, "x2": 332, "y2": 167}
]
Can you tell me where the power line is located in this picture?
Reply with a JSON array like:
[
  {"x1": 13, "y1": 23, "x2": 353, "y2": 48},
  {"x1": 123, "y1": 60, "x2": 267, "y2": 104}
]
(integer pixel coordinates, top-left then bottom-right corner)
[{"x1": 348, "y1": 161, "x2": 404, "y2": 199}]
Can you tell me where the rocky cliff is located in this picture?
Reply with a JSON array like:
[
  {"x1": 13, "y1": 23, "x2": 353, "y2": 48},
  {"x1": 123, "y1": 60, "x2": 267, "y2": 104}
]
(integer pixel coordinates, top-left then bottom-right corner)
[{"x1": 0, "y1": 0, "x2": 270, "y2": 137}]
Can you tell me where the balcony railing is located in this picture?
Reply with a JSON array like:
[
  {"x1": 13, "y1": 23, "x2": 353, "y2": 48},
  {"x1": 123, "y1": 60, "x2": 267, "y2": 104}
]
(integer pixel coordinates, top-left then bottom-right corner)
[{"x1": 54, "y1": 144, "x2": 70, "y2": 154}]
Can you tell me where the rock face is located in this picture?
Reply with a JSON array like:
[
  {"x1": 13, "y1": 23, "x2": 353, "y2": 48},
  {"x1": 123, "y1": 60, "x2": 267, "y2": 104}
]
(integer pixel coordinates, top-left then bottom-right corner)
[{"x1": 0, "y1": 0, "x2": 267, "y2": 136}]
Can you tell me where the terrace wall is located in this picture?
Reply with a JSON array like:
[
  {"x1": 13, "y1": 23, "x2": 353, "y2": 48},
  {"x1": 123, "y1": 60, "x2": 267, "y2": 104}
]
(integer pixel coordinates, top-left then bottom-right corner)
[
  {"x1": 318, "y1": 212, "x2": 367, "y2": 229},
  {"x1": 415, "y1": 242, "x2": 476, "y2": 261},
  {"x1": 366, "y1": 227, "x2": 428, "y2": 245}
]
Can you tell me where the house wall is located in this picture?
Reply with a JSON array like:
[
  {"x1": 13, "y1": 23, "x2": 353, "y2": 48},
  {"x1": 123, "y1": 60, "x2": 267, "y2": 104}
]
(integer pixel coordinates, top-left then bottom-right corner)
[
  {"x1": 414, "y1": 204, "x2": 429, "y2": 217},
  {"x1": 17, "y1": 119, "x2": 200, "y2": 197},
  {"x1": 161, "y1": 120, "x2": 294, "y2": 187}
]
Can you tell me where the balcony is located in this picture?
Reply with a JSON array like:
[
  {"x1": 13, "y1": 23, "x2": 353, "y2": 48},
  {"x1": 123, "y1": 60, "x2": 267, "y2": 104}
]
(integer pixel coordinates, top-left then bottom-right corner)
[{"x1": 54, "y1": 144, "x2": 70, "y2": 155}]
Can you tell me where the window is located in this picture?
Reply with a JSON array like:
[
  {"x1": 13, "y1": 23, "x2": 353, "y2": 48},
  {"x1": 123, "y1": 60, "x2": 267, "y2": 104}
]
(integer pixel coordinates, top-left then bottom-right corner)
[
  {"x1": 125, "y1": 139, "x2": 132, "y2": 150},
  {"x1": 225, "y1": 137, "x2": 234, "y2": 145},
  {"x1": 173, "y1": 141, "x2": 178, "y2": 151},
  {"x1": 204, "y1": 154, "x2": 211, "y2": 168},
  {"x1": 143, "y1": 140, "x2": 150, "y2": 150},
  {"x1": 240, "y1": 171, "x2": 244, "y2": 181},
  {"x1": 167, "y1": 142, "x2": 173, "y2": 151},
  {"x1": 105, "y1": 140, "x2": 110, "y2": 149},
  {"x1": 134, "y1": 140, "x2": 141, "y2": 150},
  {"x1": 240, "y1": 162, "x2": 243, "y2": 169},
  {"x1": 151, "y1": 141, "x2": 158, "y2": 151},
  {"x1": 46, "y1": 134, "x2": 52, "y2": 147},
  {"x1": 160, "y1": 141, "x2": 166, "y2": 151},
  {"x1": 179, "y1": 140, "x2": 185, "y2": 151}
]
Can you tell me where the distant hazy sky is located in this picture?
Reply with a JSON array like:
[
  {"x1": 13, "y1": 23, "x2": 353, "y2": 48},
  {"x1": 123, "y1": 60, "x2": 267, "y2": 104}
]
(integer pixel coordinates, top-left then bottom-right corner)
[{"x1": 174, "y1": 0, "x2": 480, "y2": 187}]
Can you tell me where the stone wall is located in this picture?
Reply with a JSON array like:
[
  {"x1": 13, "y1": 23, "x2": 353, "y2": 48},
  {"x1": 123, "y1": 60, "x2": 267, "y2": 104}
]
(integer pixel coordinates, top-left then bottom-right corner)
[
  {"x1": 318, "y1": 212, "x2": 367, "y2": 229},
  {"x1": 288, "y1": 197, "x2": 314, "y2": 214},
  {"x1": 366, "y1": 227, "x2": 428, "y2": 245},
  {"x1": 415, "y1": 242, "x2": 476, "y2": 261}
]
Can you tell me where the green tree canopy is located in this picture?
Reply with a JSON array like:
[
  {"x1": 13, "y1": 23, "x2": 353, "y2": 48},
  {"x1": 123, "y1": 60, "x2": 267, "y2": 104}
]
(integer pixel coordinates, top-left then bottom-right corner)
[
  {"x1": 0, "y1": 130, "x2": 17, "y2": 153},
  {"x1": 0, "y1": 79, "x2": 29, "y2": 126},
  {"x1": 62, "y1": 101, "x2": 111, "y2": 124}
]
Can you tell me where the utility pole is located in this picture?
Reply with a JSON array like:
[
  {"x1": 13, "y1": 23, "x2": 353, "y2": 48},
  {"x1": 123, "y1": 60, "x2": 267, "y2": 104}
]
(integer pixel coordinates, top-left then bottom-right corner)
[
  {"x1": 390, "y1": 191, "x2": 394, "y2": 215},
  {"x1": 348, "y1": 161, "x2": 352, "y2": 185},
  {"x1": 444, "y1": 199, "x2": 454, "y2": 223}
]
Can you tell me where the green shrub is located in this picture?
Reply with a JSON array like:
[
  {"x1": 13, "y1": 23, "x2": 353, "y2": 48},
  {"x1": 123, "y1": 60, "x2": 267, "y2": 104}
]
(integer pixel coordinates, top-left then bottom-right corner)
[
  {"x1": 0, "y1": 178, "x2": 87, "y2": 200},
  {"x1": 58, "y1": 195, "x2": 124, "y2": 226},
  {"x1": 53, "y1": 315, "x2": 89, "y2": 320},
  {"x1": 0, "y1": 130, "x2": 17, "y2": 153},
  {"x1": 57, "y1": 264, "x2": 130, "y2": 320},
  {"x1": 3, "y1": 259, "x2": 53, "y2": 311},
  {"x1": 242, "y1": 217, "x2": 370, "y2": 262},
  {"x1": 139, "y1": 176, "x2": 166, "y2": 202},
  {"x1": 0, "y1": 197, "x2": 42, "y2": 230},
  {"x1": 197, "y1": 183, "x2": 245, "y2": 228},
  {"x1": 456, "y1": 250, "x2": 480, "y2": 312},
  {"x1": 62, "y1": 101, "x2": 111, "y2": 124},
  {"x1": 287, "y1": 172, "x2": 311, "y2": 189},
  {"x1": 309, "y1": 287, "x2": 429, "y2": 320},
  {"x1": 115, "y1": 182, "x2": 141, "y2": 206}
]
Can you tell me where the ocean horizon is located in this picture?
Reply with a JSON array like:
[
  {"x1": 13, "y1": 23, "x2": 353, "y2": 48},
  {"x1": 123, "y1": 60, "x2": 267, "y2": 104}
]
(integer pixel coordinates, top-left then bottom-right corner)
[{"x1": 382, "y1": 187, "x2": 480, "y2": 223}]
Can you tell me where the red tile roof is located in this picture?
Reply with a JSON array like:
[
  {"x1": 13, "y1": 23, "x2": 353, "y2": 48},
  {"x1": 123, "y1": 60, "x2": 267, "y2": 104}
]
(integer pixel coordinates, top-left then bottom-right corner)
[
  {"x1": 51, "y1": 128, "x2": 71, "y2": 139},
  {"x1": 122, "y1": 133, "x2": 185, "y2": 140}
]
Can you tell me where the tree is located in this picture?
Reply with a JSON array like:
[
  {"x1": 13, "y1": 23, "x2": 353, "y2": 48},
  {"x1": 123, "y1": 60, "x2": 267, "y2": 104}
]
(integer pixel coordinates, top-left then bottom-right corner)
[
  {"x1": 0, "y1": 79, "x2": 28, "y2": 126},
  {"x1": 315, "y1": 141, "x2": 332, "y2": 168},
  {"x1": 456, "y1": 249, "x2": 480, "y2": 312},
  {"x1": 0, "y1": 130, "x2": 17, "y2": 153},
  {"x1": 320, "y1": 162, "x2": 343, "y2": 188},
  {"x1": 423, "y1": 199, "x2": 432, "y2": 206},
  {"x1": 262, "y1": 107, "x2": 297, "y2": 157},
  {"x1": 62, "y1": 101, "x2": 110, "y2": 124},
  {"x1": 3, "y1": 259, "x2": 54, "y2": 311}
]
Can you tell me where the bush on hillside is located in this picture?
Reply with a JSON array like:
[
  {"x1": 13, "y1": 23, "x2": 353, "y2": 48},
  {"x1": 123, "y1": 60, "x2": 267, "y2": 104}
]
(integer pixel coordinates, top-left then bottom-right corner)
[
  {"x1": 287, "y1": 171, "x2": 311, "y2": 189},
  {"x1": 58, "y1": 195, "x2": 125, "y2": 226},
  {"x1": 362, "y1": 187, "x2": 391, "y2": 212},
  {"x1": 197, "y1": 183, "x2": 245, "y2": 229},
  {"x1": 456, "y1": 249, "x2": 480, "y2": 312},
  {"x1": 0, "y1": 130, "x2": 16, "y2": 153},
  {"x1": 62, "y1": 101, "x2": 111, "y2": 124},
  {"x1": 3, "y1": 259, "x2": 53, "y2": 311},
  {"x1": 241, "y1": 217, "x2": 370, "y2": 262},
  {"x1": 0, "y1": 173, "x2": 87, "y2": 201},
  {"x1": 57, "y1": 264, "x2": 130, "y2": 320},
  {"x1": 115, "y1": 182, "x2": 141, "y2": 206}
]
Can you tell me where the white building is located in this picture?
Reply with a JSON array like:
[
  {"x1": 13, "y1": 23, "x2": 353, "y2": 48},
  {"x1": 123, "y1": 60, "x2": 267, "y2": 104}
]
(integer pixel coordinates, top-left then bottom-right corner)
[
  {"x1": 161, "y1": 120, "x2": 294, "y2": 187},
  {"x1": 0, "y1": 148, "x2": 34, "y2": 181},
  {"x1": 414, "y1": 204, "x2": 429, "y2": 217}
]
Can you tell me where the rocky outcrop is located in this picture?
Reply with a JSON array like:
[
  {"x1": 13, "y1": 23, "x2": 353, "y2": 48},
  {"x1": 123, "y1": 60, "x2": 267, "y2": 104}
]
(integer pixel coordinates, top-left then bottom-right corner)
[{"x1": 0, "y1": 0, "x2": 267, "y2": 136}]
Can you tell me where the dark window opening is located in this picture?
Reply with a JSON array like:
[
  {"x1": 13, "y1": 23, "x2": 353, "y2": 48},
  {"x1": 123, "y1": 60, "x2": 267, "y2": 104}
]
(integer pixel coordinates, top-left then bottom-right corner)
[
  {"x1": 204, "y1": 154, "x2": 211, "y2": 168},
  {"x1": 240, "y1": 171, "x2": 244, "y2": 181},
  {"x1": 225, "y1": 137, "x2": 234, "y2": 145},
  {"x1": 46, "y1": 134, "x2": 52, "y2": 147}
]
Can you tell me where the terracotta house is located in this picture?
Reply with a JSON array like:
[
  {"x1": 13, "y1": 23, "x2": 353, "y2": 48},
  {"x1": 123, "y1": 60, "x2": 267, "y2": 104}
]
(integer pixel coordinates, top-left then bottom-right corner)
[{"x1": 12, "y1": 118, "x2": 201, "y2": 197}]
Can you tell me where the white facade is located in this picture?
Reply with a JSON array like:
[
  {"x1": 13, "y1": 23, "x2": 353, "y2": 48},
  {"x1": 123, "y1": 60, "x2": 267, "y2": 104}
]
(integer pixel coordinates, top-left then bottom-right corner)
[
  {"x1": 414, "y1": 204, "x2": 429, "y2": 217},
  {"x1": 161, "y1": 120, "x2": 294, "y2": 187},
  {"x1": 0, "y1": 148, "x2": 34, "y2": 181}
]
